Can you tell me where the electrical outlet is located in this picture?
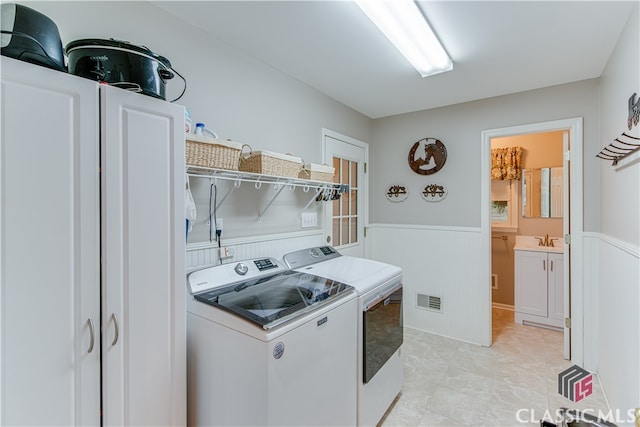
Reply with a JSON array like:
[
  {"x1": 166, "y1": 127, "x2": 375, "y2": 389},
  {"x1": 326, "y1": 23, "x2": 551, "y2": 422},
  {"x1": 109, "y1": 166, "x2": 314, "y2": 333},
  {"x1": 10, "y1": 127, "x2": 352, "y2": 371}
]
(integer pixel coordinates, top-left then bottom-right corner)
[
  {"x1": 301, "y1": 212, "x2": 318, "y2": 228},
  {"x1": 219, "y1": 246, "x2": 235, "y2": 259}
]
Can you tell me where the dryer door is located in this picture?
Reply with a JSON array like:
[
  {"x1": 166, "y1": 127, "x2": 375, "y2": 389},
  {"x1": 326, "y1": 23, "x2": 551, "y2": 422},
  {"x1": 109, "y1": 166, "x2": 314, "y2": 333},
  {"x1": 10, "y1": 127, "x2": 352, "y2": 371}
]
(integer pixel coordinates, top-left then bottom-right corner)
[{"x1": 362, "y1": 285, "x2": 403, "y2": 383}]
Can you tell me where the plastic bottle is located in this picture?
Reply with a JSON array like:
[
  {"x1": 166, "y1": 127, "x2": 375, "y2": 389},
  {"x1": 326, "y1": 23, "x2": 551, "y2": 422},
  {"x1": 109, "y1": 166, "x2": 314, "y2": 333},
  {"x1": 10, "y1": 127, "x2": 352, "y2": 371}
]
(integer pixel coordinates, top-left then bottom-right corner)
[
  {"x1": 184, "y1": 108, "x2": 192, "y2": 133},
  {"x1": 194, "y1": 123, "x2": 218, "y2": 139}
]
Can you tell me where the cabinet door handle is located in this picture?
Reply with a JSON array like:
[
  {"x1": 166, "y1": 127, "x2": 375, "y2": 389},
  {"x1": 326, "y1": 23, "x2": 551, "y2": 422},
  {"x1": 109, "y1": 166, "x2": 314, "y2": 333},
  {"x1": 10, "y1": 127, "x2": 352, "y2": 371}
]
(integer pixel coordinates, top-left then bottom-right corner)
[
  {"x1": 87, "y1": 318, "x2": 95, "y2": 354},
  {"x1": 543, "y1": 259, "x2": 546, "y2": 271},
  {"x1": 111, "y1": 313, "x2": 119, "y2": 346},
  {"x1": 550, "y1": 260, "x2": 554, "y2": 272}
]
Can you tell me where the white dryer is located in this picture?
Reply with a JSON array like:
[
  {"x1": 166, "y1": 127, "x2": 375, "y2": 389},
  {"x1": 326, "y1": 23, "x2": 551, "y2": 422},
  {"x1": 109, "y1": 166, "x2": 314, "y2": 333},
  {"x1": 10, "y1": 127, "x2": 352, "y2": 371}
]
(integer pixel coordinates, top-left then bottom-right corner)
[
  {"x1": 283, "y1": 247, "x2": 403, "y2": 427},
  {"x1": 186, "y1": 257, "x2": 358, "y2": 426}
]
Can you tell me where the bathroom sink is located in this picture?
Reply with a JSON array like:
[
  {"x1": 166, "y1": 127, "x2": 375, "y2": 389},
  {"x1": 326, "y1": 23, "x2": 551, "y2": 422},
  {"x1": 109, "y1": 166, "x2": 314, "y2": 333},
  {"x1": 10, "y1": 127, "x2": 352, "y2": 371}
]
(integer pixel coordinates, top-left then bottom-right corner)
[{"x1": 514, "y1": 236, "x2": 564, "y2": 253}]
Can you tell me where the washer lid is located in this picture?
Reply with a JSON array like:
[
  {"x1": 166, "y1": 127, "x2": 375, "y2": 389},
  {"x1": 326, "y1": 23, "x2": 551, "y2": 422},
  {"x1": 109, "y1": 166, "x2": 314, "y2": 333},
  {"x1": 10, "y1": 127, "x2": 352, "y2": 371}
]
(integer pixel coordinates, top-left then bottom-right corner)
[
  {"x1": 296, "y1": 256, "x2": 402, "y2": 295},
  {"x1": 193, "y1": 270, "x2": 354, "y2": 330}
]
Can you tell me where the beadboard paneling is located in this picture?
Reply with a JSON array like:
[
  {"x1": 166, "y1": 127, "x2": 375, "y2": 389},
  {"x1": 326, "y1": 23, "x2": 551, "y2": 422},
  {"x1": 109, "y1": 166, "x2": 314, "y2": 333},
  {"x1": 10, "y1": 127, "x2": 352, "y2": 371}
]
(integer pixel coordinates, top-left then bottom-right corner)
[
  {"x1": 186, "y1": 231, "x2": 324, "y2": 271},
  {"x1": 367, "y1": 224, "x2": 491, "y2": 346},
  {"x1": 583, "y1": 233, "x2": 639, "y2": 417}
]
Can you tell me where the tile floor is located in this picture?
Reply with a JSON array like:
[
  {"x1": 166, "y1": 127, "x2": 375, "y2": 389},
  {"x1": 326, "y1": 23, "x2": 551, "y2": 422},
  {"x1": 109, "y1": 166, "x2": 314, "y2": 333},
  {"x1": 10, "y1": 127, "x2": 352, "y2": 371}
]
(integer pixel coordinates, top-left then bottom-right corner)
[{"x1": 379, "y1": 308, "x2": 610, "y2": 427}]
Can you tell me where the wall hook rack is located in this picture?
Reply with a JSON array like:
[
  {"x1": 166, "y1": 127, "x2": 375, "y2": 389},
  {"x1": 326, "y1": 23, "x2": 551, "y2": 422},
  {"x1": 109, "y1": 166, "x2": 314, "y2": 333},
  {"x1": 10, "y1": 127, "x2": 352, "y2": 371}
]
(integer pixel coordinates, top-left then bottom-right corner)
[
  {"x1": 187, "y1": 165, "x2": 348, "y2": 221},
  {"x1": 596, "y1": 132, "x2": 640, "y2": 166}
]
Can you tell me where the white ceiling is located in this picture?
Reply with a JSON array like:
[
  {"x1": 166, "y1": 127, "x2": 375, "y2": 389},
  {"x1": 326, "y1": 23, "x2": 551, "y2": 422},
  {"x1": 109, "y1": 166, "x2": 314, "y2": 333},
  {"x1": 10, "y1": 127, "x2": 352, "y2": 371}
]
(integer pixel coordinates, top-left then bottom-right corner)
[{"x1": 153, "y1": 1, "x2": 636, "y2": 119}]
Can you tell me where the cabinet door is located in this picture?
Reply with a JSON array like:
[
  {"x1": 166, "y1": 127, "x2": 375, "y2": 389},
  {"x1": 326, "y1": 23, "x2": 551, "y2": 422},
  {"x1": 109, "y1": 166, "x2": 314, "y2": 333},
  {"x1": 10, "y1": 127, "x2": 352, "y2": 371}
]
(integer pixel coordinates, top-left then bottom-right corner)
[
  {"x1": 101, "y1": 85, "x2": 186, "y2": 426},
  {"x1": 547, "y1": 253, "x2": 564, "y2": 321},
  {"x1": 0, "y1": 58, "x2": 100, "y2": 425},
  {"x1": 514, "y1": 250, "x2": 548, "y2": 317}
]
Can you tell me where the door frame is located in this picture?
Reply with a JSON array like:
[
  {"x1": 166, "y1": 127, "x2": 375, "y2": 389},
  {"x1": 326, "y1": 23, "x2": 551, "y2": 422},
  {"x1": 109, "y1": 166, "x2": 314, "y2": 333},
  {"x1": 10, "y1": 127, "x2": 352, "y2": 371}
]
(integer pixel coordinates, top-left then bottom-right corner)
[
  {"x1": 481, "y1": 117, "x2": 584, "y2": 364},
  {"x1": 321, "y1": 128, "x2": 369, "y2": 257}
]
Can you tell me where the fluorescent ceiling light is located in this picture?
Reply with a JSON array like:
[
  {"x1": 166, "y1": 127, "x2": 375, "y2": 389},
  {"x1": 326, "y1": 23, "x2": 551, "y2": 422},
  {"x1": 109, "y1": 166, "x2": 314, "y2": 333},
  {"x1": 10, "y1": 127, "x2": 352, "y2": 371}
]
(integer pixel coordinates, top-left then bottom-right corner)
[{"x1": 355, "y1": 0, "x2": 452, "y2": 78}]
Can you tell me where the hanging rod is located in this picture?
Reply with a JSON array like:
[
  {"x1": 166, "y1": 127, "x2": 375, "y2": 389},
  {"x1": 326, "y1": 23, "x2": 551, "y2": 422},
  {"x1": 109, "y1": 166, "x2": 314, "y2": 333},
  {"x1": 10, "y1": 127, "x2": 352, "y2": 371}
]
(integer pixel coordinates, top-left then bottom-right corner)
[
  {"x1": 596, "y1": 132, "x2": 640, "y2": 166},
  {"x1": 187, "y1": 165, "x2": 349, "y2": 221},
  {"x1": 186, "y1": 165, "x2": 345, "y2": 191}
]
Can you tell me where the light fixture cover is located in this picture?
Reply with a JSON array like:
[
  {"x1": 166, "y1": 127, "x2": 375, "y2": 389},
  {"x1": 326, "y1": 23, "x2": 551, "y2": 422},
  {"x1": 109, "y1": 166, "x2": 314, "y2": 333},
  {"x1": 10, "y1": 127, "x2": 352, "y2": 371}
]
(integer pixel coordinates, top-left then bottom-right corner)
[{"x1": 355, "y1": 0, "x2": 452, "y2": 77}]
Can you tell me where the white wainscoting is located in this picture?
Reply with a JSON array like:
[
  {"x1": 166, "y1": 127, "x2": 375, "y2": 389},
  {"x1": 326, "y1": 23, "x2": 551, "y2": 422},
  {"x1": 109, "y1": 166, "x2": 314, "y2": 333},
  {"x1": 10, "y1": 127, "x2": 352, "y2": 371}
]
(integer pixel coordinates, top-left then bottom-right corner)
[
  {"x1": 583, "y1": 232, "x2": 639, "y2": 417},
  {"x1": 366, "y1": 224, "x2": 491, "y2": 347},
  {"x1": 186, "y1": 230, "x2": 324, "y2": 271}
]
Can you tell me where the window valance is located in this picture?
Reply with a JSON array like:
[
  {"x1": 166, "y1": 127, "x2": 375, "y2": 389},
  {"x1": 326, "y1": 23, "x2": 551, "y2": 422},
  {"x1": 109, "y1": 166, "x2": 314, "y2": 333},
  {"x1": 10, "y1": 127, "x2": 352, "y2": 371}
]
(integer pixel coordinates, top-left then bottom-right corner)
[{"x1": 491, "y1": 147, "x2": 523, "y2": 180}]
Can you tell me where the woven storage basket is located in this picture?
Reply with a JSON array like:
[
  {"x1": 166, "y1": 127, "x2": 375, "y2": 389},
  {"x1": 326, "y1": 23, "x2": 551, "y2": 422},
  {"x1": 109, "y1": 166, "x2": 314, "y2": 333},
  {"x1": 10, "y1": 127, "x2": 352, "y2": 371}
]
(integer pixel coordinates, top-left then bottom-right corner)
[
  {"x1": 298, "y1": 163, "x2": 335, "y2": 182},
  {"x1": 185, "y1": 134, "x2": 242, "y2": 170},
  {"x1": 239, "y1": 147, "x2": 303, "y2": 178}
]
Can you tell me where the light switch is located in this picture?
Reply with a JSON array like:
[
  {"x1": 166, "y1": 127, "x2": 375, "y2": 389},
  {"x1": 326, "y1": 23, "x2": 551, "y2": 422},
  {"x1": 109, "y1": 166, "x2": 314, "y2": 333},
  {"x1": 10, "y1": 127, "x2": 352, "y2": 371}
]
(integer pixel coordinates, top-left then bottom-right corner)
[{"x1": 301, "y1": 212, "x2": 318, "y2": 228}]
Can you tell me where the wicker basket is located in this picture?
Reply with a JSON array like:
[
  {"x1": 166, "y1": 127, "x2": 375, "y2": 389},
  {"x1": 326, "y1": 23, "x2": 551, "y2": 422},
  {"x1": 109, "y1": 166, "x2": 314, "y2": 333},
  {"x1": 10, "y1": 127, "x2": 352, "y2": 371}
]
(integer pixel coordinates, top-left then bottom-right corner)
[
  {"x1": 185, "y1": 134, "x2": 242, "y2": 170},
  {"x1": 298, "y1": 163, "x2": 335, "y2": 182},
  {"x1": 239, "y1": 147, "x2": 303, "y2": 178}
]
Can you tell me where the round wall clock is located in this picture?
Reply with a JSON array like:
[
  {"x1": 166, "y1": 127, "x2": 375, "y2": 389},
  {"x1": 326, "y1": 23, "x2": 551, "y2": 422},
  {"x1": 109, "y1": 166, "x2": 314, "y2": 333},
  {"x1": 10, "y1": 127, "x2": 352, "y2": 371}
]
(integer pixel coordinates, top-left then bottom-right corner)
[{"x1": 408, "y1": 137, "x2": 447, "y2": 175}]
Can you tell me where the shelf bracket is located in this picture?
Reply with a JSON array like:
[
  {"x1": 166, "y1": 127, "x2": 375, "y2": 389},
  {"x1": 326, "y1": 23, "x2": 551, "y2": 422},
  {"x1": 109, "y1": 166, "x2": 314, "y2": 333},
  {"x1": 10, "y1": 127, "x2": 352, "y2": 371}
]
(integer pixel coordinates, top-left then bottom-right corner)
[
  {"x1": 300, "y1": 187, "x2": 325, "y2": 215},
  {"x1": 257, "y1": 182, "x2": 289, "y2": 222},
  {"x1": 215, "y1": 179, "x2": 241, "y2": 211}
]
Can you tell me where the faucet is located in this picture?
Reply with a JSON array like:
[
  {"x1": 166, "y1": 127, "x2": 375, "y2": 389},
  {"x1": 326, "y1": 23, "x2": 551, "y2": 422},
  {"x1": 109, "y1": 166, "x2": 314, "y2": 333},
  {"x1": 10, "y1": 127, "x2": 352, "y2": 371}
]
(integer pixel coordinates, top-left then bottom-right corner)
[
  {"x1": 535, "y1": 234, "x2": 549, "y2": 246},
  {"x1": 535, "y1": 234, "x2": 559, "y2": 247}
]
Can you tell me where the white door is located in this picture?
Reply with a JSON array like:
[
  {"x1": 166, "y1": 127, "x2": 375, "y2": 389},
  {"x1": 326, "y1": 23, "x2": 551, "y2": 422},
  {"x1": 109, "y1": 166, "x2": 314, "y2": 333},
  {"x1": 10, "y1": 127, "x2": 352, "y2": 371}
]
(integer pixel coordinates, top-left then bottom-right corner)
[
  {"x1": 562, "y1": 130, "x2": 571, "y2": 360},
  {"x1": 101, "y1": 85, "x2": 186, "y2": 426},
  {"x1": 0, "y1": 58, "x2": 101, "y2": 426},
  {"x1": 322, "y1": 130, "x2": 368, "y2": 257}
]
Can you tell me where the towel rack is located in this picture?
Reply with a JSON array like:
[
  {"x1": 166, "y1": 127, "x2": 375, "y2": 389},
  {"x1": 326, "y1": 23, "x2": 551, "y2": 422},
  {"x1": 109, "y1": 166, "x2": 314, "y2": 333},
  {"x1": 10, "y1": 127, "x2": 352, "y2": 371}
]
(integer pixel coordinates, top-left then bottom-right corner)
[
  {"x1": 492, "y1": 235, "x2": 508, "y2": 241},
  {"x1": 596, "y1": 132, "x2": 640, "y2": 166}
]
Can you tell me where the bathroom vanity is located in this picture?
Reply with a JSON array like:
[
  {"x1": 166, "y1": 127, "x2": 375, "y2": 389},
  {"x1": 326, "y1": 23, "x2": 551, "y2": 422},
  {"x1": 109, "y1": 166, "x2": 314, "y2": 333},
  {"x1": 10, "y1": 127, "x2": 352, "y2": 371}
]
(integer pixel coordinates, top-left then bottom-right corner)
[{"x1": 514, "y1": 236, "x2": 564, "y2": 330}]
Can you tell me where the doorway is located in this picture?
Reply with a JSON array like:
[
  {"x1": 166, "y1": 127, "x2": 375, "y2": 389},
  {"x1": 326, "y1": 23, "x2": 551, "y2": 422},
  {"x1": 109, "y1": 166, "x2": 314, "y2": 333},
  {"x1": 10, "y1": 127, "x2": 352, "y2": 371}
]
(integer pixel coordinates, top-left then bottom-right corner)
[
  {"x1": 481, "y1": 118, "x2": 584, "y2": 364},
  {"x1": 322, "y1": 129, "x2": 369, "y2": 258}
]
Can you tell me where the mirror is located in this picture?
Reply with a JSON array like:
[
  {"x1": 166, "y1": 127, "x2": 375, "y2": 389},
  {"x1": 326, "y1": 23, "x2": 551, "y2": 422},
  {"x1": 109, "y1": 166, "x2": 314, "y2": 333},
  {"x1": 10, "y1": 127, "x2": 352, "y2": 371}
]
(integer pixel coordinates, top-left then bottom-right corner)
[{"x1": 522, "y1": 167, "x2": 563, "y2": 218}]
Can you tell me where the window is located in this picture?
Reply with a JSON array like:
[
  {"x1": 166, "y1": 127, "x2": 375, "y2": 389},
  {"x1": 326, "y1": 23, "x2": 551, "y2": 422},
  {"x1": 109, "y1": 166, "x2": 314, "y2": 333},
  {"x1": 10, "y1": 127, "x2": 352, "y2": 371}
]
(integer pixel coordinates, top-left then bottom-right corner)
[
  {"x1": 491, "y1": 179, "x2": 519, "y2": 232},
  {"x1": 332, "y1": 156, "x2": 359, "y2": 247}
]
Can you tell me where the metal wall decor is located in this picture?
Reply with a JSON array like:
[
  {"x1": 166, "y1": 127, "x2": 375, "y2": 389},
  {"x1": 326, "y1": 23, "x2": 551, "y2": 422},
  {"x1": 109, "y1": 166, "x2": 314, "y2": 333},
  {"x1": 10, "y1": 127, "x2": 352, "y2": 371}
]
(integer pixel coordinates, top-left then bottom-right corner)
[
  {"x1": 385, "y1": 185, "x2": 409, "y2": 202},
  {"x1": 421, "y1": 184, "x2": 447, "y2": 202},
  {"x1": 408, "y1": 137, "x2": 447, "y2": 175},
  {"x1": 628, "y1": 92, "x2": 639, "y2": 130},
  {"x1": 596, "y1": 92, "x2": 640, "y2": 166}
]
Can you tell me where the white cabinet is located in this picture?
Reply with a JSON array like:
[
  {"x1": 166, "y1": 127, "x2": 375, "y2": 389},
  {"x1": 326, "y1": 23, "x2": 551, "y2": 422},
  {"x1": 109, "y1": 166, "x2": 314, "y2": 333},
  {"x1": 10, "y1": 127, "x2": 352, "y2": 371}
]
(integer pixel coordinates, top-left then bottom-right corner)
[
  {"x1": 0, "y1": 58, "x2": 185, "y2": 426},
  {"x1": 547, "y1": 252, "x2": 564, "y2": 322},
  {"x1": 514, "y1": 249, "x2": 564, "y2": 330},
  {"x1": 101, "y1": 84, "x2": 186, "y2": 427}
]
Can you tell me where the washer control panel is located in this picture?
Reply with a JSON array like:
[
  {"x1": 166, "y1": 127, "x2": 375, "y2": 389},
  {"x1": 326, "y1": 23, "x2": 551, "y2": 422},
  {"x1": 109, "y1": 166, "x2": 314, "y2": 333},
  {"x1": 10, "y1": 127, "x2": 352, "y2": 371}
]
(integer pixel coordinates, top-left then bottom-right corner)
[
  {"x1": 187, "y1": 257, "x2": 286, "y2": 294},
  {"x1": 282, "y1": 246, "x2": 341, "y2": 269}
]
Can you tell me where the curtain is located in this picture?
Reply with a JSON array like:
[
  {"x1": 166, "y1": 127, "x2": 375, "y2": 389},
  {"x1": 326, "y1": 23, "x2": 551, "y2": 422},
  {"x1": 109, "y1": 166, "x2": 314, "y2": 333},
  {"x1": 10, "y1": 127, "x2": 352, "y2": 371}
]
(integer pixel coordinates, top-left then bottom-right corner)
[{"x1": 491, "y1": 147, "x2": 523, "y2": 180}]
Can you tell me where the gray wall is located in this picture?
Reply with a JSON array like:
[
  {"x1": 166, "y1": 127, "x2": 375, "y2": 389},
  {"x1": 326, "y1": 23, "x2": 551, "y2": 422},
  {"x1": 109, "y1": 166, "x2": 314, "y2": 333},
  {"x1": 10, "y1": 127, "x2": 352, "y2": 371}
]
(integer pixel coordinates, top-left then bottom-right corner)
[
  {"x1": 368, "y1": 80, "x2": 601, "y2": 231},
  {"x1": 594, "y1": 3, "x2": 640, "y2": 416},
  {"x1": 29, "y1": 1, "x2": 373, "y2": 243}
]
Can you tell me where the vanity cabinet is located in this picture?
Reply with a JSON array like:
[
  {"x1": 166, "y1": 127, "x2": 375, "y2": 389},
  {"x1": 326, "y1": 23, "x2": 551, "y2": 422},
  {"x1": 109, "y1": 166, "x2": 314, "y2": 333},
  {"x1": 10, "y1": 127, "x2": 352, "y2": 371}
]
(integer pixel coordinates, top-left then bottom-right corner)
[
  {"x1": 514, "y1": 249, "x2": 564, "y2": 330},
  {"x1": 1, "y1": 57, "x2": 185, "y2": 426}
]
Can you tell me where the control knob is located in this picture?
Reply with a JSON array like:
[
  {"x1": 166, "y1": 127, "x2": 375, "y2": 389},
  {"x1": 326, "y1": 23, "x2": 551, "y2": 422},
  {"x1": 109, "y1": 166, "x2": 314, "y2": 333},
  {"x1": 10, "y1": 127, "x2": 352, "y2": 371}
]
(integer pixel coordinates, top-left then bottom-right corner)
[{"x1": 234, "y1": 262, "x2": 249, "y2": 275}]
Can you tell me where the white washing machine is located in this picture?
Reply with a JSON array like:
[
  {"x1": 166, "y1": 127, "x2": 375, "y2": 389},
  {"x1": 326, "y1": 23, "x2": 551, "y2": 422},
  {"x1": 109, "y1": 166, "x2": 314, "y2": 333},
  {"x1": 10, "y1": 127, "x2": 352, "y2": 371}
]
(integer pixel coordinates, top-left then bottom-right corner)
[
  {"x1": 186, "y1": 257, "x2": 358, "y2": 427},
  {"x1": 283, "y1": 247, "x2": 403, "y2": 427}
]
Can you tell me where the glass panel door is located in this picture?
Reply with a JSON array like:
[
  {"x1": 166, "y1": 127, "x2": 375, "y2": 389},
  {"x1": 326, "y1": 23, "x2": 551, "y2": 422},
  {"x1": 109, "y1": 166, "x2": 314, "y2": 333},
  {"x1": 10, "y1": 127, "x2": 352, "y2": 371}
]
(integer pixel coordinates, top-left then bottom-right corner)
[
  {"x1": 332, "y1": 156, "x2": 359, "y2": 247},
  {"x1": 323, "y1": 131, "x2": 367, "y2": 257}
]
